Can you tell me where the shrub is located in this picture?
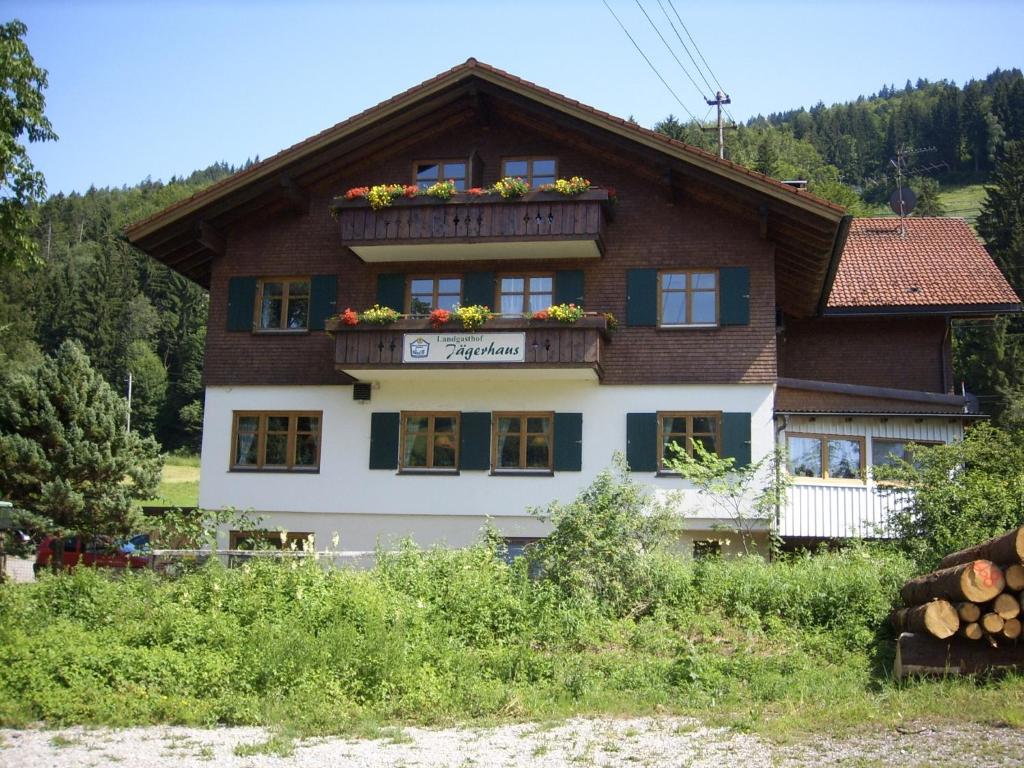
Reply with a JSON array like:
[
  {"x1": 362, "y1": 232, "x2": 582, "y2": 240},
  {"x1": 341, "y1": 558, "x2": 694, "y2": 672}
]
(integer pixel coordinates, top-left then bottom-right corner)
[
  {"x1": 876, "y1": 422, "x2": 1024, "y2": 568},
  {"x1": 528, "y1": 454, "x2": 677, "y2": 618}
]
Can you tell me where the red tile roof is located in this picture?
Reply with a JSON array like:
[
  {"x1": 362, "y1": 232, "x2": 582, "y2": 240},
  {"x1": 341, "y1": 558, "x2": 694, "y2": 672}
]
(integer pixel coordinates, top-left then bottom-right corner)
[{"x1": 828, "y1": 217, "x2": 1020, "y2": 311}]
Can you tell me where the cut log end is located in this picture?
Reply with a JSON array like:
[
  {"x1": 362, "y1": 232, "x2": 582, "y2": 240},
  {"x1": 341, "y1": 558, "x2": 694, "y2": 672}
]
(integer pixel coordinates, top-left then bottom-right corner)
[
  {"x1": 1005, "y1": 564, "x2": 1024, "y2": 592},
  {"x1": 993, "y1": 592, "x2": 1021, "y2": 620},
  {"x1": 901, "y1": 560, "x2": 1005, "y2": 606},
  {"x1": 959, "y1": 622, "x2": 983, "y2": 640},
  {"x1": 981, "y1": 612, "x2": 1005, "y2": 634},
  {"x1": 1002, "y1": 618, "x2": 1022, "y2": 640},
  {"x1": 957, "y1": 602, "x2": 981, "y2": 623},
  {"x1": 891, "y1": 600, "x2": 959, "y2": 640}
]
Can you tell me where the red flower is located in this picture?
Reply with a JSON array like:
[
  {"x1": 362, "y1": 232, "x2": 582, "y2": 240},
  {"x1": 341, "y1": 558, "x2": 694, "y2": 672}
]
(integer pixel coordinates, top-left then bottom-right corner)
[
  {"x1": 429, "y1": 308, "x2": 451, "y2": 329},
  {"x1": 403, "y1": 185, "x2": 419, "y2": 198},
  {"x1": 340, "y1": 308, "x2": 359, "y2": 326},
  {"x1": 345, "y1": 186, "x2": 369, "y2": 200},
  {"x1": 532, "y1": 309, "x2": 550, "y2": 321},
  {"x1": 466, "y1": 187, "x2": 488, "y2": 196}
]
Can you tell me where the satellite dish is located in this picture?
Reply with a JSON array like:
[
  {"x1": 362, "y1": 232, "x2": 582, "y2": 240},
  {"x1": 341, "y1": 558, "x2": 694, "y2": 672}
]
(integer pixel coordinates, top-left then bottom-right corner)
[{"x1": 889, "y1": 187, "x2": 917, "y2": 215}]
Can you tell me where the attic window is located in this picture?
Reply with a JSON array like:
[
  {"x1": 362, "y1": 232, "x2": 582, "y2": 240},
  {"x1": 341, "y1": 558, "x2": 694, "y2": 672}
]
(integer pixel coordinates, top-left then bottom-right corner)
[
  {"x1": 414, "y1": 160, "x2": 467, "y2": 191},
  {"x1": 906, "y1": 286, "x2": 922, "y2": 294},
  {"x1": 502, "y1": 157, "x2": 556, "y2": 187}
]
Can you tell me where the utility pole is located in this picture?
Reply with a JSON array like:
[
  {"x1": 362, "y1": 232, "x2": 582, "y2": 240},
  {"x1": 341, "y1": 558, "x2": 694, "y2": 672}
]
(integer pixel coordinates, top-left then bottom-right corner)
[
  {"x1": 126, "y1": 371, "x2": 133, "y2": 433},
  {"x1": 704, "y1": 91, "x2": 733, "y2": 159}
]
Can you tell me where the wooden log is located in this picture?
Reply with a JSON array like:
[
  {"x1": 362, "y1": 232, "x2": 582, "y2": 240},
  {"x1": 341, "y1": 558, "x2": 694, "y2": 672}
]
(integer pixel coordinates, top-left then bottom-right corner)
[
  {"x1": 1002, "y1": 617, "x2": 1022, "y2": 640},
  {"x1": 981, "y1": 612, "x2": 1005, "y2": 634},
  {"x1": 894, "y1": 632, "x2": 1024, "y2": 678},
  {"x1": 938, "y1": 527, "x2": 1024, "y2": 569},
  {"x1": 900, "y1": 560, "x2": 1005, "y2": 606},
  {"x1": 956, "y1": 602, "x2": 981, "y2": 623},
  {"x1": 993, "y1": 592, "x2": 1021, "y2": 620},
  {"x1": 890, "y1": 601, "x2": 959, "y2": 639},
  {"x1": 1006, "y1": 564, "x2": 1024, "y2": 592},
  {"x1": 959, "y1": 621, "x2": 983, "y2": 640}
]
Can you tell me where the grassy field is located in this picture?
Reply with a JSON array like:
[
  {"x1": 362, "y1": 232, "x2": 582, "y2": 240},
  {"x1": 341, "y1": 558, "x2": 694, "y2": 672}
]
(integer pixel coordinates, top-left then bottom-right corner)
[
  {"x1": 938, "y1": 182, "x2": 988, "y2": 226},
  {"x1": 143, "y1": 453, "x2": 200, "y2": 507}
]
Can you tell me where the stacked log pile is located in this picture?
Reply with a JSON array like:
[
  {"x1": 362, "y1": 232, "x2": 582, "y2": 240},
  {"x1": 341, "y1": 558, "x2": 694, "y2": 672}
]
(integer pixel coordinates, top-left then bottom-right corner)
[{"x1": 893, "y1": 526, "x2": 1024, "y2": 678}]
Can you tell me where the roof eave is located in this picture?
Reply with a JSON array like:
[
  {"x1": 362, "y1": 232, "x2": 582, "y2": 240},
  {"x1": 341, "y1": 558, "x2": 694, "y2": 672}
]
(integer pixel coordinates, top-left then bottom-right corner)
[{"x1": 823, "y1": 303, "x2": 1023, "y2": 318}]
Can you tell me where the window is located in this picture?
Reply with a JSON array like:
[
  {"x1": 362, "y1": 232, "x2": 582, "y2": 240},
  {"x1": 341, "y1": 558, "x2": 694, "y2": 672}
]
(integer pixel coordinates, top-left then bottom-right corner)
[
  {"x1": 502, "y1": 157, "x2": 557, "y2": 187},
  {"x1": 871, "y1": 439, "x2": 938, "y2": 470},
  {"x1": 232, "y1": 412, "x2": 321, "y2": 471},
  {"x1": 493, "y1": 412, "x2": 553, "y2": 471},
  {"x1": 787, "y1": 433, "x2": 864, "y2": 480},
  {"x1": 693, "y1": 539, "x2": 722, "y2": 560},
  {"x1": 659, "y1": 271, "x2": 717, "y2": 326},
  {"x1": 256, "y1": 278, "x2": 310, "y2": 331},
  {"x1": 658, "y1": 412, "x2": 721, "y2": 469},
  {"x1": 497, "y1": 274, "x2": 553, "y2": 315},
  {"x1": 414, "y1": 160, "x2": 467, "y2": 191},
  {"x1": 408, "y1": 275, "x2": 462, "y2": 315},
  {"x1": 400, "y1": 412, "x2": 459, "y2": 471}
]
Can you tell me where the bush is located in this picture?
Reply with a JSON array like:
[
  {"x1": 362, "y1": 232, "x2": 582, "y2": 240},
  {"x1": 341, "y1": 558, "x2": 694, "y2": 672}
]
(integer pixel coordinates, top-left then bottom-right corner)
[
  {"x1": 528, "y1": 455, "x2": 677, "y2": 618},
  {"x1": 877, "y1": 422, "x2": 1024, "y2": 567}
]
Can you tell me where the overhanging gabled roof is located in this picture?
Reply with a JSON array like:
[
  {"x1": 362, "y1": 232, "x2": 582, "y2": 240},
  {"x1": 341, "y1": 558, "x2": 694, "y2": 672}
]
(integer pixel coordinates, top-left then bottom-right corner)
[{"x1": 125, "y1": 58, "x2": 848, "y2": 315}]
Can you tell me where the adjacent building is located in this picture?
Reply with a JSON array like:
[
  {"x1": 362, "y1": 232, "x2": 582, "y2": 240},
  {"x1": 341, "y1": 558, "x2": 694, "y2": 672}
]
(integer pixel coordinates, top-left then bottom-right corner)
[{"x1": 126, "y1": 60, "x2": 1020, "y2": 554}]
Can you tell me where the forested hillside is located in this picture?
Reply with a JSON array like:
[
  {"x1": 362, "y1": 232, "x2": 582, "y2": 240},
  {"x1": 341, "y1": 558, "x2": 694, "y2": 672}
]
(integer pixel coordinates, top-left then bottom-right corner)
[
  {"x1": 0, "y1": 163, "x2": 246, "y2": 450},
  {"x1": 3, "y1": 69, "x2": 1022, "y2": 452}
]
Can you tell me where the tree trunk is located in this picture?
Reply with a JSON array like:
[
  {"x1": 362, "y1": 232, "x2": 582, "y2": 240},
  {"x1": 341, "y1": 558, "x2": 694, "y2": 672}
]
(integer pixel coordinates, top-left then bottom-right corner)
[
  {"x1": 900, "y1": 560, "x2": 1005, "y2": 605},
  {"x1": 993, "y1": 592, "x2": 1021, "y2": 620},
  {"x1": 1005, "y1": 564, "x2": 1024, "y2": 592},
  {"x1": 894, "y1": 632, "x2": 1024, "y2": 678},
  {"x1": 956, "y1": 602, "x2": 981, "y2": 623},
  {"x1": 981, "y1": 612, "x2": 1005, "y2": 634},
  {"x1": 51, "y1": 537, "x2": 65, "y2": 574},
  {"x1": 890, "y1": 600, "x2": 959, "y2": 639},
  {"x1": 938, "y1": 527, "x2": 1024, "y2": 569},
  {"x1": 959, "y1": 622, "x2": 983, "y2": 640}
]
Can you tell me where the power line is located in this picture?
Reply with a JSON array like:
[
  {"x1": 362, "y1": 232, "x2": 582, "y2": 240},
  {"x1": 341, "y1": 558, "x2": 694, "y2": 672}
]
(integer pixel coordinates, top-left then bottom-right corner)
[
  {"x1": 653, "y1": 0, "x2": 714, "y2": 96},
  {"x1": 635, "y1": 0, "x2": 706, "y2": 102},
  {"x1": 666, "y1": 0, "x2": 728, "y2": 94},
  {"x1": 602, "y1": 0, "x2": 700, "y2": 122}
]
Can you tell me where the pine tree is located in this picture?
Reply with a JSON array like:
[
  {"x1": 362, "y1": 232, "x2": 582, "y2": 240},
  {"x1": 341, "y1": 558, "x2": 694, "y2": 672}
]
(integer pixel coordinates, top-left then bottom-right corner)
[{"x1": 0, "y1": 340, "x2": 161, "y2": 536}]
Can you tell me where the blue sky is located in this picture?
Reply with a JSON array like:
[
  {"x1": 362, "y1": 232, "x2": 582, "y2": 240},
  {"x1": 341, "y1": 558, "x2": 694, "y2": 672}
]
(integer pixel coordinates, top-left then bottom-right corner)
[{"x1": 11, "y1": 0, "x2": 1024, "y2": 194}]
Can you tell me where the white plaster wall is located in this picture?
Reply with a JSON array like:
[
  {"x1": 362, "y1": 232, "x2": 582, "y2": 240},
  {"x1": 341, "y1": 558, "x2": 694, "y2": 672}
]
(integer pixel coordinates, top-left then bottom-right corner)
[
  {"x1": 199, "y1": 381, "x2": 775, "y2": 547},
  {"x1": 778, "y1": 415, "x2": 964, "y2": 538}
]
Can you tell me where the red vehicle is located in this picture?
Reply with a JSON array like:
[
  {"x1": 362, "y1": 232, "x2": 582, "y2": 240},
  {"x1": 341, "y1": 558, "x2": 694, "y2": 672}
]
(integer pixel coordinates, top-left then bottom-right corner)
[{"x1": 33, "y1": 534, "x2": 151, "y2": 575}]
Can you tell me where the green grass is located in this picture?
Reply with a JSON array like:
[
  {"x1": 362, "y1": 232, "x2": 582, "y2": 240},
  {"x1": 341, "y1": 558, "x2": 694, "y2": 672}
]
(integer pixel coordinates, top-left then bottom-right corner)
[
  {"x1": 142, "y1": 452, "x2": 200, "y2": 507},
  {"x1": 2, "y1": 544, "x2": 1022, "y2": 741},
  {"x1": 938, "y1": 182, "x2": 988, "y2": 225}
]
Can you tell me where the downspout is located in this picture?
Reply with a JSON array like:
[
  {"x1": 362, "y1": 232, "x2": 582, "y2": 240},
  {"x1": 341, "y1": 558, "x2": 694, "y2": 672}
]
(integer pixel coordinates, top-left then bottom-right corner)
[
  {"x1": 772, "y1": 413, "x2": 788, "y2": 558},
  {"x1": 940, "y1": 315, "x2": 952, "y2": 394}
]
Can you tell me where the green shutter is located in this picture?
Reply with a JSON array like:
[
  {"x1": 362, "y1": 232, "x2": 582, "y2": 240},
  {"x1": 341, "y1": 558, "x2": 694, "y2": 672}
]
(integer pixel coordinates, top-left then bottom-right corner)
[
  {"x1": 369, "y1": 412, "x2": 400, "y2": 470},
  {"x1": 554, "y1": 270, "x2": 584, "y2": 306},
  {"x1": 463, "y1": 272, "x2": 495, "y2": 308},
  {"x1": 376, "y1": 273, "x2": 405, "y2": 312},
  {"x1": 553, "y1": 412, "x2": 583, "y2": 471},
  {"x1": 626, "y1": 412, "x2": 657, "y2": 472},
  {"x1": 309, "y1": 275, "x2": 337, "y2": 330},
  {"x1": 626, "y1": 269, "x2": 658, "y2": 326},
  {"x1": 226, "y1": 276, "x2": 257, "y2": 331},
  {"x1": 460, "y1": 412, "x2": 491, "y2": 470},
  {"x1": 719, "y1": 267, "x2": 750, "y2": 326},
  {"x1": 721, "y1": 412, "x2": 751, "y2": 468}
]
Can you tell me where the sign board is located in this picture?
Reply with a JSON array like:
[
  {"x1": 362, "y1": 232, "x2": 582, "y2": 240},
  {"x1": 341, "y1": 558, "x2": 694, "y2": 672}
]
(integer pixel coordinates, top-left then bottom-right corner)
[{"x1": 402, "y1": 332, "x2": 526, "y2": 364}]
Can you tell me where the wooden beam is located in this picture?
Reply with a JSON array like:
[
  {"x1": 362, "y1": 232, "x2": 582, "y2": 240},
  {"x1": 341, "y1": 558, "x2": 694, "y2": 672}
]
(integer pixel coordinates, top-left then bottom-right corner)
[
  {"x1": 469, "y1": 87, "x2": 491, "y2": 129},
  {"x1": 196, "y1": 221, "x2": 225, "y2": 256},
  {"x1": 279, "y1": 176, "x2": 309, "y2": 214}
]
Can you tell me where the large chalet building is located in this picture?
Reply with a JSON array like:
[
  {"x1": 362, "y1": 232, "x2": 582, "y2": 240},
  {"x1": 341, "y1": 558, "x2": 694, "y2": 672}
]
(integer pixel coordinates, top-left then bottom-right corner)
[{"x1": 127, "y1": 60, "x2": 1020, "y2": 554}]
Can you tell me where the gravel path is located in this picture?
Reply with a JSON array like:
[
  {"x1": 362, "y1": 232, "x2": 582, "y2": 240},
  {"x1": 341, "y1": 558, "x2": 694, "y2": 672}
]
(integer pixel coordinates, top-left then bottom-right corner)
[{"x1": 2, "y1": 717, "x2": 1022, "y2": 767}]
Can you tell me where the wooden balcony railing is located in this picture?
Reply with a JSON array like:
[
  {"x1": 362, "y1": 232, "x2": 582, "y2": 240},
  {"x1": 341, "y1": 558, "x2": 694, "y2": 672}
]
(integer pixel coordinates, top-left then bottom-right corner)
[
  {"x1": 332, "y1": 189, "x2": 610, "y2": 257},
  {"x1": 327, "y1": 316, "x2": 609, "y2": 378}
]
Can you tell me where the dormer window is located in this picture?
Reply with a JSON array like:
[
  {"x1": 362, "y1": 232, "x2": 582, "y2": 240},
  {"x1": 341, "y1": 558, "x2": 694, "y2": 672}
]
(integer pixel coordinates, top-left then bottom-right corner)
[
  {"x1": 414, "y1": 160, "x2": 467, "y2": 190},
  {"x1": 502, "y1": 157, "x2": 557, "y2": 186}
]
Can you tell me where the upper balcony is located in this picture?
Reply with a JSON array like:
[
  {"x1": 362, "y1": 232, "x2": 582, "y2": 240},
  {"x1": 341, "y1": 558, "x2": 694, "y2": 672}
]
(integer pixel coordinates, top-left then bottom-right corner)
[
  {"x1": 326, "y1": 315, "x2": 610, "y2": 381},
  {"x1": 331, "y1": 189, "x2": 611, "y2": 263}
]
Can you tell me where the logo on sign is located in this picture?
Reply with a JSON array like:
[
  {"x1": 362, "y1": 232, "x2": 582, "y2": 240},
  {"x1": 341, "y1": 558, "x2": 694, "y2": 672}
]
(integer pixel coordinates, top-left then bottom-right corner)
[{"x1": 409, "y1": 338, "x2": 430, "y2": 358}]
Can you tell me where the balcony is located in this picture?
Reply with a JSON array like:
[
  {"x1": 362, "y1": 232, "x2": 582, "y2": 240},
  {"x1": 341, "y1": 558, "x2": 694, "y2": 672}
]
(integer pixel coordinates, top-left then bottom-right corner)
[
  {"x1": 327, "y1": 316, "x2": 610, "y2": 381},
  {"x1": 332, "y1": 189, "x2": 611, "y2": 263}
]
